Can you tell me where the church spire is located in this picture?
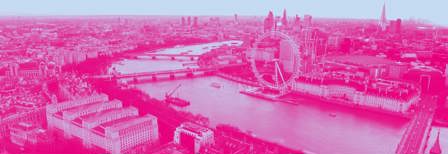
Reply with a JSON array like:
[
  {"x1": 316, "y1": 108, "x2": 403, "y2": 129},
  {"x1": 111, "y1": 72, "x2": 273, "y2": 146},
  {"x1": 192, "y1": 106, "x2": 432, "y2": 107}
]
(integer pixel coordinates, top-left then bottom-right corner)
[{"x1": 379, "y1": 2, "x2": 387, "y2": 31}]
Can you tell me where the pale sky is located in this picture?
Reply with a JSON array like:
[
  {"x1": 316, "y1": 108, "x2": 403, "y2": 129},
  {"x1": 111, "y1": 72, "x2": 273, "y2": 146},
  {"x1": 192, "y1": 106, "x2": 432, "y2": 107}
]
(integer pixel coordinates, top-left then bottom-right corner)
[{"x1": 0, "y1": 0, "x2": 447, "y2": 26}]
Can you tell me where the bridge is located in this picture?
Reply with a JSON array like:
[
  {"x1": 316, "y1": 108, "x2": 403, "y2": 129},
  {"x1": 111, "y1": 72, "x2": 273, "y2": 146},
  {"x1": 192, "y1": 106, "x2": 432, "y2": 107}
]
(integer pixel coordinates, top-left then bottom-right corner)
[
  {"x1": 395, "y1": 95, "x2": 438, "y2": 154},
  {"x1": 90, "y1": 67, "x2": 215, "y2": 81},
  {"x1": 89, "y1": 63, "x2": 248, "y2": 83},
  {"x1": 144, "y1": 53, "x2": 201, "y2": 61}
]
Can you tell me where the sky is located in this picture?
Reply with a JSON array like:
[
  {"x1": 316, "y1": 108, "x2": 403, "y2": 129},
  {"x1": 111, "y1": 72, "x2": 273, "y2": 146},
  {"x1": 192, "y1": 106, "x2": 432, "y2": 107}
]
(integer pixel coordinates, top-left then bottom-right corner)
[{"x1": 0, "y1": 0, "x2": 447, "y2": 26}]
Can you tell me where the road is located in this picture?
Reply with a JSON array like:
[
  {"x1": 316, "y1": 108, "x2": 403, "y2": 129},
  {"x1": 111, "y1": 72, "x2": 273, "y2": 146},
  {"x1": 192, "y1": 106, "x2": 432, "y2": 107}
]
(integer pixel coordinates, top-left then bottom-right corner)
[{"x1": 396, "y1": 95, "x2": 438, "y2": 154}]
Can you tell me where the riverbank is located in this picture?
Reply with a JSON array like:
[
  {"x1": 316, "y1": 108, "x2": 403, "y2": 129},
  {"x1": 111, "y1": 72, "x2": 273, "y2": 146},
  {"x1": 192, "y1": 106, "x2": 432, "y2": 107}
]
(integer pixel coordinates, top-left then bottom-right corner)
[
  {"x1": 88, "y1": 78, "x2": 306, "y2": 153},
  {"x1": 81, "y1": 41, "x2": 408, "y2": 154},
  {"x1": 216, "y1": 65, "x2": 414, "y2": 119},
  {"x1": 63, "y1": 38, "x2": 211, "y2": 76},
  {"x1": 72, "y1": 40, "x2": 306, "y2": 153}
]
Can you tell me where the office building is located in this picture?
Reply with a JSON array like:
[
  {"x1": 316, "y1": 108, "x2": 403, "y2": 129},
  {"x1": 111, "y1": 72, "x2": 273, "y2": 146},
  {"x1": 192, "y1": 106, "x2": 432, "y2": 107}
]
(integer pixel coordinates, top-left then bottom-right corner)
[
  {"x1": 46, "y1": 93, "x2": 159, "y2": 154},
  {"x1": 9, "y1": 122, "x2": 47, "y2": 147},
  {"x1": 264, "y1": 11, "x2": 275, "y2": 32},
  {"x1": 174, "y1": 122, "x2": 214, "y2": 154},
  {"x1": 304, "y1": 14, "x2": 312, "y2": 27},
  {"x1": 279, "y1": 40, "x2": 295, "y2": 73}
]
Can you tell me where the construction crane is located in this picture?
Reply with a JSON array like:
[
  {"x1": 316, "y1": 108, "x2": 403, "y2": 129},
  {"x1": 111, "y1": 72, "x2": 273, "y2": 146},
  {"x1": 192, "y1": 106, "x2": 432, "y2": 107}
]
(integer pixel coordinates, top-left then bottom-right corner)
[
  {"x1": 166, "y1": 84, "x2": 182, "y2": 98},
  {"x1": 164, "y1": 84, "x2": 190, "y2": 107}
]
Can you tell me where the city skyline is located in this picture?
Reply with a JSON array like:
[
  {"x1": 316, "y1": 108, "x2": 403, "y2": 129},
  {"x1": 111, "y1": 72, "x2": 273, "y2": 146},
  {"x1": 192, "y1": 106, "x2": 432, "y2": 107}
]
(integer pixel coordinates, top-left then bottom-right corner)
[
  {"x1": 1, "y1": 1, "x2": 448, "y2": 153},
  {"x1": 0, "y1": 0, "x2": 447, "y2": 26}
]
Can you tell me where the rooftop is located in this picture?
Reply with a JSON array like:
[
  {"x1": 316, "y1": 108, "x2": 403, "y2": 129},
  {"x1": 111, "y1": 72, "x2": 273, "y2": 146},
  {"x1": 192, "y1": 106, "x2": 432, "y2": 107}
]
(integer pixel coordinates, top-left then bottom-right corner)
[
  {"x1": 82, "y1": 107, "x2": 136, "y2": 124},
  {"x1": 325, "y1": 55, "x2": 394, "y2": 67},
  {"x1": 62, "y1": 99, "x2": 121, "y2": 119},
  {"x1": 106, "y1": 114, "x2": 155, "y2": 133},
  {"x1": 63, "y1": 101, "x2": 106, "y2": 117},
  {"x1": 179, "y1": 122, "x2": 211, "y2": 136},
  {"x1": 19, "y1": 62, "x2": 39, "y2": 70},
  {"x1": 151, "y1": 143, "x2": 190, "y2": 154},
  {"x1": 92, "y1": 115, "x2": 139, "y2": 135},
  {"x1": 11, "y1": 122, "x2": 36, "y2": 131},
  {"x1": 47, "y1": 93, "x2": 109, "y2": 113}
]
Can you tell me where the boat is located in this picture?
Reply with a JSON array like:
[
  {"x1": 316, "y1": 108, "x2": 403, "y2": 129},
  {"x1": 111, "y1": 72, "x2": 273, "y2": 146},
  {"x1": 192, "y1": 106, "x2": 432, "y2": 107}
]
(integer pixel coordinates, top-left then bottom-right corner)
[
  {"x1": 164, "y1": 84, "x2": 190, "y2": 107},
  {"x1": 210, "y1": 82, "x2": 222, "y2": 88},
  {"x1": 165, "y1": 96, "x2": 190, "y2": 107},
  {"x1": 329, "y1": 113, "x2": 337, "y2": 117}
]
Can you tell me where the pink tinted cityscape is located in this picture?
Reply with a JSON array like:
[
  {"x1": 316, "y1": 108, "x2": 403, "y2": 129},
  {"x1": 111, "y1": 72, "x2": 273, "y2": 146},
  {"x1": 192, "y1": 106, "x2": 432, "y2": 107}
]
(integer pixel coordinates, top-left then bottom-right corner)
[{"x1": 1, "y1": 1, "x2": 448, "y2": 154}]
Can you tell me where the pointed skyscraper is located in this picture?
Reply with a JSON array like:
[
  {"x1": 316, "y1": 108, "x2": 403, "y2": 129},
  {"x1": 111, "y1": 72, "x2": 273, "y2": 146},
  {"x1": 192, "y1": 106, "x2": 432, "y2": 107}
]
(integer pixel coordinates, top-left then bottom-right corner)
[
  {"x1": 264, "y1": 11, "x2": 275, "y2": 32},
  {"x1": 295, "y1": 15, "x2": 301, "y2": 24},
  {"x1": 282, "y1": 9, "x2": 288, "y2": 28},
  {"x1": 379, "y1": 2, "x2": 388, "y2": 31},
  {"x1": 193, "y1": 16, "x2": 198, "y2": 27},
  {"x1": 234, "y1": 14, "x2": 238, "y2": 24},
  {"x1": 181, "y1": 17, "x2": 186, "y2": 26}
]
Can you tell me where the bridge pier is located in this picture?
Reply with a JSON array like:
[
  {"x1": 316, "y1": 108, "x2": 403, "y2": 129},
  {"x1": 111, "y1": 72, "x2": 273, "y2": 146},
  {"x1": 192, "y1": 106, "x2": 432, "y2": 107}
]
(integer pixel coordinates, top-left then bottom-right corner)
[
  {"x1": 91, "y1": 66, "x2": 230, "y2": 82},
  {"x1": 186, "y1": 72, "x2": 194, "y2": 77},
  {"x1": 204, "y1": 71, "x2": 215, "y2": 75}
]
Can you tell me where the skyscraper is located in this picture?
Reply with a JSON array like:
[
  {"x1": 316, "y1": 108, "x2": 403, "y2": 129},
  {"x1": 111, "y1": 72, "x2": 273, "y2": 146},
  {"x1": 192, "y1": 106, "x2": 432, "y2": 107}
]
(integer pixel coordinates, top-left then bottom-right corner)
[
  {"x1": 279, "y1": 40, "x2": 295, "y2": 73},
  {"x1": 379, "y1": 2, "x2": 388, "y2": 31},
  {"x1": 234, "y1": 14, "x2": 238, "y2": 24},
  {"x1": 395, "y1": 18, "x2": 402, "y2": 34},
  {"x1": 264, "y1": 11, "x2": 274, "y2": 32},
  {"x1": 304, "y1": 14, "x2": 312, "y2": 27},
  {"x1": 292, "y1": 14, "x2": 301, "y2": 32},
  {"x1": 193, "y1": 16, "x2": 198, "y2": 27},
  {"x1": 294, "y1": 14, "x2": 301, "y2": 26},
  {"x1": 187, "y1": 16, "x2": 191, "y2": 26},
  {"x1": 181, "y1": 17, "x2": 186, "y2": 26},
  {"x1": 281, "y1": 9, "x2": 288, "y2": 28}
]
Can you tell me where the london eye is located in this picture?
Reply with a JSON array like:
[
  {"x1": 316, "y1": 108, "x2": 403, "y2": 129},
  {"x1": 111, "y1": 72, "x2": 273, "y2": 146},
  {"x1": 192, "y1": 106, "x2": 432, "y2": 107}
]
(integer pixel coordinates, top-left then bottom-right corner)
[{"x1": 248, "y1": 31, "x2": 301, "y2": 91}]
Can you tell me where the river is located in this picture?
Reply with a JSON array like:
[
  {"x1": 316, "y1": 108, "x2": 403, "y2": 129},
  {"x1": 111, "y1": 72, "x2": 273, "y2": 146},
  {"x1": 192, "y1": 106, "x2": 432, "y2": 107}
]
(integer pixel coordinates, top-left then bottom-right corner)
[{"x1": 111, "y1": 40, "x2": 415, "y2": 154}]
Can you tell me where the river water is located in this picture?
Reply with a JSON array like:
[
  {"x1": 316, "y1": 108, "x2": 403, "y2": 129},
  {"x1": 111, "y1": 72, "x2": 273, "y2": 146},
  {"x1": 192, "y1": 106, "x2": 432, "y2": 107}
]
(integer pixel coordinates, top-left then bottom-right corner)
[{"x1": 111, "y1": 40, "x2": 413, "y2": 154}]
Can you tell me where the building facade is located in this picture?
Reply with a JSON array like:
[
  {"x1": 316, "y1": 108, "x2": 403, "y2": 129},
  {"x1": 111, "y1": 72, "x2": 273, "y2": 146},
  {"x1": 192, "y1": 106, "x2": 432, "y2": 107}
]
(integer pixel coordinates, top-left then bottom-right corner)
[
  {"x1": 9, "y1": 122, "x2": 47, "y2": 147},
  {"x1": 292, "y1": 77, "x2": 420, "y2": 114},
  {"x1": 174, "y1": 122, "x2": 214, "y2": 154},
  {"x1": 46, "y1": 93, "x2": 159, "y2": 154}
]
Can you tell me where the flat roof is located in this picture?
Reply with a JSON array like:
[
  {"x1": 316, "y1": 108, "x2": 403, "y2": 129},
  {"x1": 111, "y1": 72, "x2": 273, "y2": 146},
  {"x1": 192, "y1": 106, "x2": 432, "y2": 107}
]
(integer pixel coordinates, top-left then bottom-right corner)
[
  {"x1": 180, "y1": 122, "x2": 211, "y2": 135},
  {"x1": 47, "y1": 93, "x2": 109, "y2": 112},
  {"x1": 11, "y1": 122, "x2": 36, "y2": 131},
  {"x1": 91, "y1": 116, "x2": 139, "y2": 135},
  {"x1": 106, "y1": 115, "x2": 154, "y2": 133},
  {"x1": 325, "y1": 55, "x2": 394, "y2": 67},
  {"x1": 82, "y1": 107, "x2": 136, "y2": 124},
  {"x1": 65, "y1": 99, "x2": 121, "y2": 115},
  {"x1": 63, "y1": 101, "x2": 108, "y2": 117},
  {"x1": 70, "y1": 107, "x2": 121, "y2": 126}
]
